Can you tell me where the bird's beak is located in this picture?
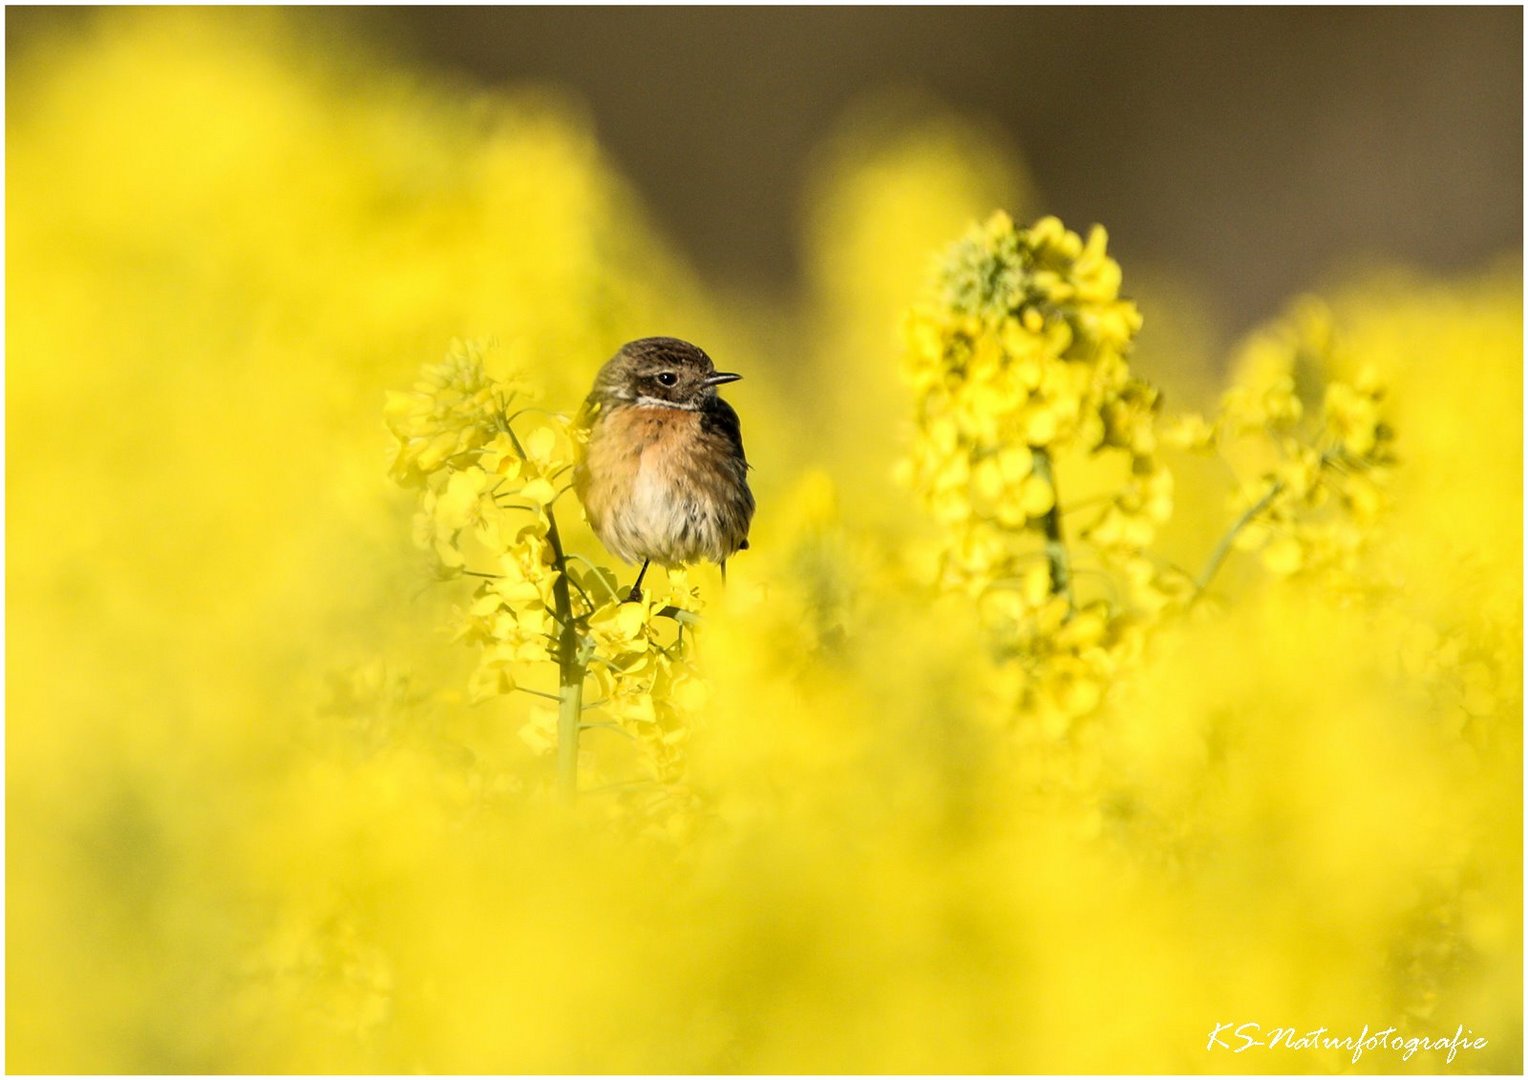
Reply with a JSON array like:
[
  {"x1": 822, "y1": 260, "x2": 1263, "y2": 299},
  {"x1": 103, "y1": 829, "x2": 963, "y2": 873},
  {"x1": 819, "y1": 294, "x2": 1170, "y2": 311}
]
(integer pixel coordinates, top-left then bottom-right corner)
[{"x1": 704, "y1": 372, "x2": 743, "y2": 386}]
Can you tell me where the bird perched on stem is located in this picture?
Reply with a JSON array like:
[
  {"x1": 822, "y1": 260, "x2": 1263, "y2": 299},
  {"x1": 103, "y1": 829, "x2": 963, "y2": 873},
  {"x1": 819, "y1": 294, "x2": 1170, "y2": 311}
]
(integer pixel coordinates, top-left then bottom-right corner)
[{"x1": 573, "y1": 337, "x2": 754, "y2": 601}]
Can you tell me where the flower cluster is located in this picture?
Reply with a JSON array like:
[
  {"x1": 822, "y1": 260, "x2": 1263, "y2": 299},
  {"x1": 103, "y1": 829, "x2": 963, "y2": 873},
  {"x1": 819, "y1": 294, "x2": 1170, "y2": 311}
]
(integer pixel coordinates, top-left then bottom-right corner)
[
  {"x1": 899, "y1": 216, "x2": 1400, "y2": 734},
  {"x1": 386, "y1": 341, "x2": 704, "y2": 809},
  {"x1": 1172, "y1": 297, "x2": 1397, "y2": 591},
  {"x1": 898, "y1": 213, "x2": 1180, "y2": 727}
]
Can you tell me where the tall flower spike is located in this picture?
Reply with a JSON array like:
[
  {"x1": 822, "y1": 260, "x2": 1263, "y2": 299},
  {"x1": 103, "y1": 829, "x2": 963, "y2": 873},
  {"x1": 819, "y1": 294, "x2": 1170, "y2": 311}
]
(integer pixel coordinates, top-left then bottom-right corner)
[{"x1": 899, "y1": 212, "x2": 1173, "y2": 731}]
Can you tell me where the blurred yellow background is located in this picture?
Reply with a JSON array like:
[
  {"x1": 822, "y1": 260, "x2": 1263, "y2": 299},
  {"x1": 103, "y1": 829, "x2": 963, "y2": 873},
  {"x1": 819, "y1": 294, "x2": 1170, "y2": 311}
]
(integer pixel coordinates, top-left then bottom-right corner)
[{"x1": 6, "y1": 8, "x2": 1521, "y2": 1073}]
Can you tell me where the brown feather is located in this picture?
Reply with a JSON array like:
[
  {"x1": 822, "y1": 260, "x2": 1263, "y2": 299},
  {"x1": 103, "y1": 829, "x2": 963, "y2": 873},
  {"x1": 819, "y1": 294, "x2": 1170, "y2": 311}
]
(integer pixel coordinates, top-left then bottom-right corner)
[
  {"x1": 573, "y1": 337, "x2": 755, "y2": 570},
  {"x1": 574, "y1": 403, "x2": 754, "y2": 567}
]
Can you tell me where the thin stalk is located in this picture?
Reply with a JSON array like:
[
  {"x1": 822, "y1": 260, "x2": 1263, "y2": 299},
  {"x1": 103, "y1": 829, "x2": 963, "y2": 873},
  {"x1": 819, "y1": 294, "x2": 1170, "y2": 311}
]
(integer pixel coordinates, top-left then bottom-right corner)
[
  {"x1": 499, "y1": 416, "x2": 587, "y2": 801},
  {"x1": 1031, "y1": 448, "x2": 1074, "y2": 610},
  {"x1": 1195, "y1": 480, "x2": 1284, "y2": 596},
  {"x1": 513, "y1": 686, "x2": 564, "y2": 703},
  {"x1": 546, "y1": 500, "x2": 588, "y2": 800},
  {"x1": 564, "y1": 552, "x2": 623, "y2": 602},
  {"x1": 1197, "y1": 447, "x2": 1346, "y2": 598},
  {"x1": 655, "y1": 605, "x2": 702, "y2": 628}
]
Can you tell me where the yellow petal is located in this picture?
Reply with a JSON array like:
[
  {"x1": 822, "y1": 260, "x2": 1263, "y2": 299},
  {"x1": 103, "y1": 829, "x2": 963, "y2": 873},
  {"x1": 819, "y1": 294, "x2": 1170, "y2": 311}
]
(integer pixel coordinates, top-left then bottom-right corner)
[
  {"x1": 525, "y1": 425, "x2": 559, "y2": 464},
  {"x1": 1261, "y1": 535, "x2": 1304, "y2": 576},
  {"x1": 1019, "y1": 474, "x2": 1055, "y2": 517},
  {"x1": 521, "y1": 478, "x2": 557, "y2": 505}
]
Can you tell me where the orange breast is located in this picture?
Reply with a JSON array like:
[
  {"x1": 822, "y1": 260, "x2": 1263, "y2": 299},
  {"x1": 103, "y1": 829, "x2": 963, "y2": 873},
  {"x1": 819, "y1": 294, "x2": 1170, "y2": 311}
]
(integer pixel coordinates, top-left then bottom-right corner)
[{"x1": 574, "y1": 404, "x2": 752, "y2": 566}]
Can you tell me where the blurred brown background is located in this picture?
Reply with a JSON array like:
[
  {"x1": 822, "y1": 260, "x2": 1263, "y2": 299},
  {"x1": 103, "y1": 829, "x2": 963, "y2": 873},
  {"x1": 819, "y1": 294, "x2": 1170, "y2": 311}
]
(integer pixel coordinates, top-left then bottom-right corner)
[{"x1": 12, "y1": 5, "x2": 1522, "y2": 329}]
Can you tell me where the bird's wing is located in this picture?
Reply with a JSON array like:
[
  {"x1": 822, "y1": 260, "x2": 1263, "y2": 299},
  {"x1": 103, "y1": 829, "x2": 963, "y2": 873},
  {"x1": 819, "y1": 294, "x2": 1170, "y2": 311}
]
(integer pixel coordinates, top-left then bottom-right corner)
[
  {"x1": 701, "y1": 397, "x2": 749, "y2": 467},
  {"x1": 704, "y1": 398, "x2": 754, "y2": 551}
]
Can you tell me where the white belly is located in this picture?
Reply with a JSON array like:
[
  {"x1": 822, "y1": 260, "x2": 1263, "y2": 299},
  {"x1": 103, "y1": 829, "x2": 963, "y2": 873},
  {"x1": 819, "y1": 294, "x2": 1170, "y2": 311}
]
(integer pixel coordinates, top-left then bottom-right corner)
[
  {"x1": 627, "y1": 461, "x2": 677, "y2": 546},
  {"x1": 601, "y1": 456, "x2": 729, "y2": 566}
]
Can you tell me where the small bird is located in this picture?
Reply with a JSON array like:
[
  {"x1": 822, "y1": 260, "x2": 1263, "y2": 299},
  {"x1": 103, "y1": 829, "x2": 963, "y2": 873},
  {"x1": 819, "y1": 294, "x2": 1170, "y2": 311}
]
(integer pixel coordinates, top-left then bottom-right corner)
[{"x1": 573, "y1": 337, "x2": 755, "y2": 601}]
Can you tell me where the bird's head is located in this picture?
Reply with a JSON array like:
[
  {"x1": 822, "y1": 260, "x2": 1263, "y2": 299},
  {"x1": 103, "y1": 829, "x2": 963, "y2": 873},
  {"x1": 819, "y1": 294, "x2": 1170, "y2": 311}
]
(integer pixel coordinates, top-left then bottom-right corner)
[{"x1": 591, "y1": 337, "x2": 741, "y2": 411}]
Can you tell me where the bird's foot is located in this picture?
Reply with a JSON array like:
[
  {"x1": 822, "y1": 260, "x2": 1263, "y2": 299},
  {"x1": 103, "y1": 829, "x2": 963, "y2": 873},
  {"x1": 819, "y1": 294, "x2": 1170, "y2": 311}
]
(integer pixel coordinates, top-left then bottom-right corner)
[{"x1": 625, "y1": 559, "x2": 651, "y2": 605}]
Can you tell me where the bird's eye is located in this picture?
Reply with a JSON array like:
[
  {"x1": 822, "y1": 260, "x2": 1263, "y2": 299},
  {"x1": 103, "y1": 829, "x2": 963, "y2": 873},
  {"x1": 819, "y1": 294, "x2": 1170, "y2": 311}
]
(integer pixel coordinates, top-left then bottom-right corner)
[{"x1": 656, "y1": 371, "x2": 678, "y2": 387}]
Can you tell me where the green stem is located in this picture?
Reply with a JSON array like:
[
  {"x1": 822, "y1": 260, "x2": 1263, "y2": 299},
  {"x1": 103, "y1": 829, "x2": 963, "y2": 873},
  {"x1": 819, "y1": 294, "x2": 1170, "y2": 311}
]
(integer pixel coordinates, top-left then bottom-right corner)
[
  {"x1": 1196, "y1": 447, "x2": 1347, "y2": 598},
  {"x1": 500, "y1": 416, "x2": 587, "y2": 802},
  {"x1": 1195, "y1": 480, "x2": 1284, "y2": 596},
  {"x1": 547, "y1": 503, "x2": 588, "y2": 802},
  {"x1": 655, "y1": 605, "x2": 702, "y2": 628},
  {"x1": 1031, "y1": 448, "x2": 1073, "y2": 610}
]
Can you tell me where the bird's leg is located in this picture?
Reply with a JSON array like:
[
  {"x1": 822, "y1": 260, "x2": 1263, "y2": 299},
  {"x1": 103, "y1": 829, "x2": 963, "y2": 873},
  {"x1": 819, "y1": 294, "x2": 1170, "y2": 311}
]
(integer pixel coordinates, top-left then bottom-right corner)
[{"x1": 627, "y1": 559, "x2": 650, "y2": 603}]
